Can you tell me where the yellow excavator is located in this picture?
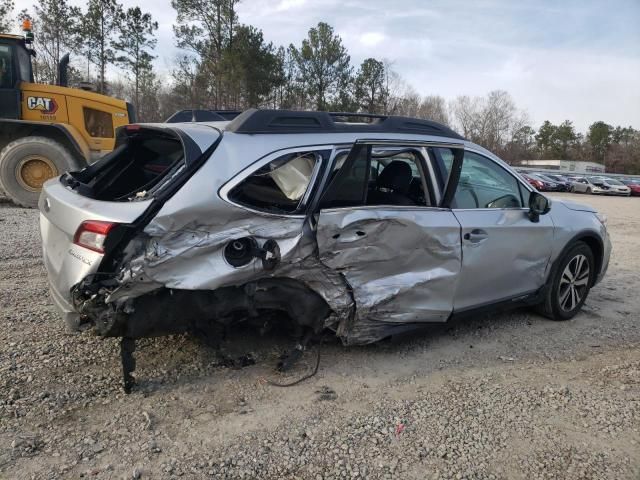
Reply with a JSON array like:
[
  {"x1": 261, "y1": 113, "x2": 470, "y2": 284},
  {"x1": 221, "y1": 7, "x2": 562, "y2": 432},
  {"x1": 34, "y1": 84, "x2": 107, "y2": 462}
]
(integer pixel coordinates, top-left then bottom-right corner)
[{"x1": 0, "y1": 19, "x2": 134, "y2": 207}]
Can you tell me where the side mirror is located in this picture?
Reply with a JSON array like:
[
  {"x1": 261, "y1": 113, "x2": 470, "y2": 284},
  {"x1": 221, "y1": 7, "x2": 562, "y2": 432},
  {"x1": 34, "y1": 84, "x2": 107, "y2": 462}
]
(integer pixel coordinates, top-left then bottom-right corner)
[{"x1": 528, "y1": 191, "x2": 551, "y2": 223}]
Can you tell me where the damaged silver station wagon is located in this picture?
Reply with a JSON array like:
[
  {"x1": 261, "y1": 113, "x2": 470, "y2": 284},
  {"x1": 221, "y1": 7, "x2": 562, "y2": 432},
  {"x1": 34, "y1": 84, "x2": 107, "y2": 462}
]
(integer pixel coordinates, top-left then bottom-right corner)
[{"x1": 39, "y1": 110, "x2": 611, "y2": 391}]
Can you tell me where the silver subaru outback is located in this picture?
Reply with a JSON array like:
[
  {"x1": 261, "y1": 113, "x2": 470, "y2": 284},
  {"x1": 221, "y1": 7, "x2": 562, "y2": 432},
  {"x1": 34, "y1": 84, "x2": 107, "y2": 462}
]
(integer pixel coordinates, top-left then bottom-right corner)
[{"x1": 39, "y1": 110, "x2": 611, "y2": 389}]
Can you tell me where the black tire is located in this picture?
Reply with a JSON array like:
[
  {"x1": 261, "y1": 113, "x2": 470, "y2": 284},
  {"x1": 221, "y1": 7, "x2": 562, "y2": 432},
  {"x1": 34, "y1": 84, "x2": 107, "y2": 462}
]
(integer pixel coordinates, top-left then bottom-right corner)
[
  {"x1": 537, "y1": 241, "x2": 595, "y2": 321},
  {"x1": 0, "y1": 137, "x2": 81, "y2": 208},
  {"x1": 586, "y1": 187, "x2": 592, "y2": 194}
]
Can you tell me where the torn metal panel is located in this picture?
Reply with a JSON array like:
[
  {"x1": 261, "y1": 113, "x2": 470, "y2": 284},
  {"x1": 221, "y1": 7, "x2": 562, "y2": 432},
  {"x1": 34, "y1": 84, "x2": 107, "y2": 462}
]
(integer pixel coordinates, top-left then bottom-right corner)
[
  {"x1": 105, "y1": 200, "x2": 353, "y2": 334},
  {"x1": 316, "y1": 207, "x2": 462, "y2": 344}
]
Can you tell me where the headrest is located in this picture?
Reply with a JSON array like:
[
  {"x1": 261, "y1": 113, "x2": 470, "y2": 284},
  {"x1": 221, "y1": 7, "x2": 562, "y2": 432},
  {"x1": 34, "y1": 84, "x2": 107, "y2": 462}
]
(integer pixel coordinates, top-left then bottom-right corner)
[{"x1": 377, "y1": 160, "x2": 412, "y2": 193}]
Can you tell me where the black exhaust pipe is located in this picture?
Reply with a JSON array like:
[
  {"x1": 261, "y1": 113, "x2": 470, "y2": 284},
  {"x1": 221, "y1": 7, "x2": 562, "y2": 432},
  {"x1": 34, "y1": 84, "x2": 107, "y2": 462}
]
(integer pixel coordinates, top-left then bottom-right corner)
[{"x1": 58, "y1": 53, "x2": 69, "y2": 87}]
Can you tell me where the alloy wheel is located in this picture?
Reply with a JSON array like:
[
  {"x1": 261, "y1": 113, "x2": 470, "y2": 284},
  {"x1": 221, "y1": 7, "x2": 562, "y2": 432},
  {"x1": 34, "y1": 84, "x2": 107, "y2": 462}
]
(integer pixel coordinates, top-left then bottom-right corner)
[{"x1": 558, "y1": 254, "x2": 590, "y2": 312}]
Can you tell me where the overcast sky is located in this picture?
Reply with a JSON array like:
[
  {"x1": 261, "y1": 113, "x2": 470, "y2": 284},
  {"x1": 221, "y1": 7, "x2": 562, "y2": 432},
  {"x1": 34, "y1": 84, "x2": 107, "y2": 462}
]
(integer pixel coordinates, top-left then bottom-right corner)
[{"x1": 63, "y1": 0, "x2": 640, "y2": 132}]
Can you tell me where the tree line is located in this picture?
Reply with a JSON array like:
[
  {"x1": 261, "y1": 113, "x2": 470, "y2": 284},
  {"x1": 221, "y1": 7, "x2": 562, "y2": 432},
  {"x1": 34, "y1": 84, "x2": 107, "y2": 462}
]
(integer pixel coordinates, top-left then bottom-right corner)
[{"x1": 3, "y1": 0, "x2": 639, "y2": 173}]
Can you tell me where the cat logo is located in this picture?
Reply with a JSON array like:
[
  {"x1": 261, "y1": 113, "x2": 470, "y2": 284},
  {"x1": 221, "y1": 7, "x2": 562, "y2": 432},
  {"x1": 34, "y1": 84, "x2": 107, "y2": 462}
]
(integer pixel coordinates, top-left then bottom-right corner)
[{"x1": 26, "y1": 96, "x2": 58, "y2": 115}]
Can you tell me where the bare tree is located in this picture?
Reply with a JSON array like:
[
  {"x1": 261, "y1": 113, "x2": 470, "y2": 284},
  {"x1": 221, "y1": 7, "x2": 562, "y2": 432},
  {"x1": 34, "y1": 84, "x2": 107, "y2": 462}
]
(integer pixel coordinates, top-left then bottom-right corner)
[
  {"x1": 451, "y1": 90, "x2": 521, "y2": 151},
  {"x1": 417, "y1": 95, "x2": 449, "y2": 125}
]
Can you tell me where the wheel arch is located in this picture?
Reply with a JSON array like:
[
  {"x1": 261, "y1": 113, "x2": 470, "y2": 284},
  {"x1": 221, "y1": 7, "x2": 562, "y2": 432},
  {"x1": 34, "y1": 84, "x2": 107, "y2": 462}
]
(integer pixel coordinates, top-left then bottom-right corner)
[
  {"x1": 0, "y1": 120, "x2": 89, "y2": 167},
  {"x1": 548, "y1": 231, "x2": 604, "y2": 288}
]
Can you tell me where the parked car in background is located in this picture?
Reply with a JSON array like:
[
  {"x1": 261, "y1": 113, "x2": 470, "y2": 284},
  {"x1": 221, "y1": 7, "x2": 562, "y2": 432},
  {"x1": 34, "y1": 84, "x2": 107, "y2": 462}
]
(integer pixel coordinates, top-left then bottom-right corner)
[
  {"x1": 621, "y1": 179, "x2": 640, "y2": 196},
  {"x1": 521, "y1": 173, "x2": 545, "y2": 190},
  {"x1": 571, "y1": 176, "x2": 609, "y2": 195},
  {"x1": 526, "y1": 173, "x2": 563, "y2": 191},
  {"x1": 535, "y1": 173, "x2": 570, "y2": 192},
  {"x1": 588, "y1": 177, "x2": 631, "y2": 196},
  {"x1": 568, "y1": 176, "x2": 593, "y2": 194},
  {"x1": 545, "y1": 174, "x2": 574, "y2": 191}
]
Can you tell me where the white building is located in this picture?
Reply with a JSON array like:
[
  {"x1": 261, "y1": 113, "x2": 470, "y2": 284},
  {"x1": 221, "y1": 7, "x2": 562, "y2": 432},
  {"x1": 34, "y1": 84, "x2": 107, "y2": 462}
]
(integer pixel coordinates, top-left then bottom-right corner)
[{"x1": 518, "y1": 160, "x2": 605, "y2": 173}]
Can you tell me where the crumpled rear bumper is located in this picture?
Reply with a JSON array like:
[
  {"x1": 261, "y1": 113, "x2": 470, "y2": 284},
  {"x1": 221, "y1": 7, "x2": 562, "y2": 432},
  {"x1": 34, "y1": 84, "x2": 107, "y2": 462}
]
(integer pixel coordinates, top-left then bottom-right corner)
[{"x1": 48, "y1": 283, "x2": 82, "y2": 331}]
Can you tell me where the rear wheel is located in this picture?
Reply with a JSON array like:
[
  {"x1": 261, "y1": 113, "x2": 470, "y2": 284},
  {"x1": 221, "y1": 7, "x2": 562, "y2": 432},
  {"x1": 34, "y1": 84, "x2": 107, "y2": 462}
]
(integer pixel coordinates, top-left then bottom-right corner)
[
  {"x1": 537, "y1": 242, "x2": 595, "y2": 321},
  {"x1": 0, "y1": 137, "x2": 81, "y2": 208}
]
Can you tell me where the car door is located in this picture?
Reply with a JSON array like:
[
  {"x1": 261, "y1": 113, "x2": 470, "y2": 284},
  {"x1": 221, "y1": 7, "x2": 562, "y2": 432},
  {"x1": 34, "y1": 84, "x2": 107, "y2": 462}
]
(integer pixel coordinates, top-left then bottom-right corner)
[
  {"x1": 432, "y1": 148, "x2": 554, "y2": 311},
  {"x1": 314, "y1": 141, "x2": 463, "y2": 339}
]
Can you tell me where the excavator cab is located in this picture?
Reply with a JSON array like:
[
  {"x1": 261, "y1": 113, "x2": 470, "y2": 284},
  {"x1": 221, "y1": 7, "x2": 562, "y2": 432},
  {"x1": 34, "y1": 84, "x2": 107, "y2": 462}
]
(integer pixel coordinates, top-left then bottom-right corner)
[{"x1": 0, "y1": 34, "x2": 32, "y2": 119}]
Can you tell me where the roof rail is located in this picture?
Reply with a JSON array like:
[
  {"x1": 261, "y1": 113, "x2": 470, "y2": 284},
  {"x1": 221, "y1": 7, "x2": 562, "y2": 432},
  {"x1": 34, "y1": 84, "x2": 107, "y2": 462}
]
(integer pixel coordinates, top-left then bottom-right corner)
[
  {"x1": 165, "y1": 109, "x2": 243, "y2": 123},
  {"x1": 225, "y1": 109, "x2": 465, "y2": 139}
]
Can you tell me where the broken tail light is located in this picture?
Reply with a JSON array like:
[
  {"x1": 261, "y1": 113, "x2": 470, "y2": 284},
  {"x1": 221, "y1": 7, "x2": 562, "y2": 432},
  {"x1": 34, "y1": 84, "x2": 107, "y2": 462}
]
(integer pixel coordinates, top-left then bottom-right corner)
[{"x1": 73, "y1": 220, "x2": 118, "y2": 254}]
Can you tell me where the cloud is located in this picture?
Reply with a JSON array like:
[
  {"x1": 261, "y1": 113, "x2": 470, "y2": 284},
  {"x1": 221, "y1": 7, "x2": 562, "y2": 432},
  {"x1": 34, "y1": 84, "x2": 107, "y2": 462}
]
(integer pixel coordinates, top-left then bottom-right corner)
[
  {"x1": 359, "y1": 32, "x2": 385, "y2": 47},
  {"x1": 275, "y1": 0, "x2": 307, "y2": 12},
  {"x1": 60, "y1": 0, "x2": 639, "y2": 130}
]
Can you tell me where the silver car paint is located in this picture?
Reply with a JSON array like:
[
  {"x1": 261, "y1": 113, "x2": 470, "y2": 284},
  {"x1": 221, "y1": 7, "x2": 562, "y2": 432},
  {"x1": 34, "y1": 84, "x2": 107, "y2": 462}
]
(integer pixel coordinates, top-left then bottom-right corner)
[
  {"x1": 39, "y1": 125, "x2": 611, "y2": 344},
  {"x1": 451, "y1": 208, "x2": 554, "y2": 310},
  {"x1": 316, "y1": 206, "x2": 462, "y2": 343}
]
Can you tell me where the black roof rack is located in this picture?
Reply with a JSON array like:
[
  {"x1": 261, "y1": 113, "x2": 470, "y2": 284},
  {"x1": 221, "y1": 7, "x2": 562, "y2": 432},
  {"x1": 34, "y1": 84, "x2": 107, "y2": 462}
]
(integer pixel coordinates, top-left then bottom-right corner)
[
  {"x1": 165, "y1": 109, "x2": 243, "y2": 123},
  {"x1": 225, "y1": 109, "x2": 465, "y2": 139}
]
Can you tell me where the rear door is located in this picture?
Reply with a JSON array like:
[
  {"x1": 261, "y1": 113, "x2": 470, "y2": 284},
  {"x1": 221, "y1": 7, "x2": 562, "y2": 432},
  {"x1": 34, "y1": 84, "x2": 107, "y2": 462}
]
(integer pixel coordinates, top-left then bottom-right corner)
[
  {"x1": 432, "y1": 147, "x2": 554, "y2": 311},
  {"x1": 315, "y1": 141, "x2": 463, "y2": 339}
]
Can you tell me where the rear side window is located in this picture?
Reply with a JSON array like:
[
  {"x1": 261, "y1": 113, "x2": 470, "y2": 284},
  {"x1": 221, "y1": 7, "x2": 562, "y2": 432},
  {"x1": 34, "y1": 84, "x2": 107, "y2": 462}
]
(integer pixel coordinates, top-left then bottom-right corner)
[
  {"x1": 84, "y1": 107, "x2": 114, "y2": 138},
  {"x1": 228, "y1": 151, "x2": 325, "y2": 214}
]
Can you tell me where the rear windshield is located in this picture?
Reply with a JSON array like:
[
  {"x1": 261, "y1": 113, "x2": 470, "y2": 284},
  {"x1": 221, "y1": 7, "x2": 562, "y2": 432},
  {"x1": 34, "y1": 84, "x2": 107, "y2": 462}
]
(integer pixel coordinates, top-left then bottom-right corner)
[{"x1": 63, "y1": 128, "x2": 186, "y2": 201}]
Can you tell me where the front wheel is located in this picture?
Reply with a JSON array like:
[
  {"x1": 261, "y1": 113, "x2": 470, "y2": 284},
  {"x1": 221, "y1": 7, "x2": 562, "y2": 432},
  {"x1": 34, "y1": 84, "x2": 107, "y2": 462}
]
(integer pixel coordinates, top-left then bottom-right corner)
[
  {"x1": 537, "y1": 242, "x2": 595, "y2": 321},
  {"x1": 0, "y1": 137, "x2": 80, "y2": 208}
]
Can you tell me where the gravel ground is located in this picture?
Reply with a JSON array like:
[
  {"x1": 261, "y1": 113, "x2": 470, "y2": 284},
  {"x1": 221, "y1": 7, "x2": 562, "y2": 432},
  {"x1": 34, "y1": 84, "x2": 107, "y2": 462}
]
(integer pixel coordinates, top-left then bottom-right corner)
[{"x1": 0, "y1": 192, "x2": 639, "y2": 479}]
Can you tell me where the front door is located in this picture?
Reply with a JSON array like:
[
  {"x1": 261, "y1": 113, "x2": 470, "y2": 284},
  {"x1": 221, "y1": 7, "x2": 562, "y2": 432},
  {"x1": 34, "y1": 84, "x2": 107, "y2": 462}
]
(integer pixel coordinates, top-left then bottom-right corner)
[
  {"x1": 315, "y1": 142, "x2": 462, "y2": 343},
  {"x1": 433, "y1": 148, "x2": 554, "y2": 311}
]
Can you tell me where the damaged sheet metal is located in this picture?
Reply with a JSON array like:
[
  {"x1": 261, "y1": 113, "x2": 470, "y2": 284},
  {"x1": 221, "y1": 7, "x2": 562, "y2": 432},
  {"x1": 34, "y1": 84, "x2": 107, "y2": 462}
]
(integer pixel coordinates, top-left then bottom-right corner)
[
  {"x1": 103, "y1": 169, "x2": 463, "y2": 344},
  {"x1": 106, "y1": 198, "x2": 355, "y2": 337},
  {"x1": 316, "y1": 207, "x2": 462, "y2": 344}
]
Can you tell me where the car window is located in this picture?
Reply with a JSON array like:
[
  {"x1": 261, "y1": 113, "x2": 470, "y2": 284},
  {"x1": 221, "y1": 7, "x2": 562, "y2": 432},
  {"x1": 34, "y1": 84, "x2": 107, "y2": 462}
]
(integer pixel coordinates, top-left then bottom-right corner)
[
  {"x1": 83, "y1": 107, "x2": 114, "y2": 138},
  {"x1": 436, "y1": 149, "x2": 524, "y2": 209},
  {"x1": 321, "y1": 144, "x2": 431, "y2": 208},
  {"x1": 0, "y1": 45, "x2": 14, "y2": 88},
  {"x1": 16, "y1": 45, "x2": 31, "y2": 82},
  {"x1": 229, "y1": 150, "x2": 326, "y2": 214}
]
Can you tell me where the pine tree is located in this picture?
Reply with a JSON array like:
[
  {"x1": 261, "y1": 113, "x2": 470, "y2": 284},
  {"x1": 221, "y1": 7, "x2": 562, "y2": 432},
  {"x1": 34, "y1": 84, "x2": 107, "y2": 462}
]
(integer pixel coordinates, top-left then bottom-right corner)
[
  {"x1": 290, "y1": 22, "x2": 353, "y2": 111},
  {"x1": 81, "y1": 0, "x2": 122, "y2": 93},
  {"x1": 113, "y1": 6, "x2": 157, "y2": 112}
]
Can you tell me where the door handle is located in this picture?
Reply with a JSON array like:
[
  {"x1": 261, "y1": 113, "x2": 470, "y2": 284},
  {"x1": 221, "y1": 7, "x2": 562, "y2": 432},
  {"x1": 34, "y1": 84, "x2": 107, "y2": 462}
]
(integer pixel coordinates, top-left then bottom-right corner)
[{"x1": 463, "y1": 229, "x2": 488, "y2": 243}]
